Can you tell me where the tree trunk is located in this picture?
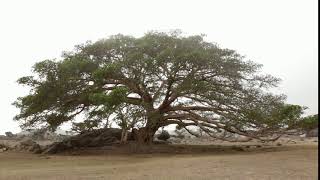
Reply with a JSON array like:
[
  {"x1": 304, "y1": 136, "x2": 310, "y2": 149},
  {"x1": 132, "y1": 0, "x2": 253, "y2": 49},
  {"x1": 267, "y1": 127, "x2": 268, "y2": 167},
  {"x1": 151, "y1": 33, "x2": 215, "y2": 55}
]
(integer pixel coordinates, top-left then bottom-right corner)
[
  {"x1": 131, "y1": 111, "x2": 162, "y2": 144},
  {"x1": 120, "y1": 129, "x2": 128, "y2": 144},
  {"x1": 132, "y1": 126, "x2": 158, "y2": 144}
]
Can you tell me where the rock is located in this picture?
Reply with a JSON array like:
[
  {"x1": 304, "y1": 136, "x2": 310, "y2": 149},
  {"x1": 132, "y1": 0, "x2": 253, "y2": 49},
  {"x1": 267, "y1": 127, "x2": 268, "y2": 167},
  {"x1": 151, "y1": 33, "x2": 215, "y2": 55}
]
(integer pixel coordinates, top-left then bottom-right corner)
[
  {"x1": 42, "y1": 128, "x2": 129, "y2": 154},
  {"x1": 286, "y1": 140, "x2": 297, "y2": 144},
  {"x1": 20, "y1": 138, "x2": 35, "y2": 146},
  {"x1": 0, "y1": 144, "x2": 8, "y2": 149},
  {"x1": 153, "y1": 140, "x2": 171, "y2": 145},
  {"x1": 306, "y1": 128, "x2": 318, "y2": 137},
  {"x1": 276, "y1": 143, "x2": 282, "y2": 146},
  {"x1": 0, "y1": 145, "x2": 8, "y2": 153},
  {"x1": 15, "y1": 138, "x2": 42, "y2": 153},
  {"x1": 231, "y1": 146, "x2": 245, "y2": 151},
  {"x1": 42, "y1": 142, "x2": 70, "y2": 154},
  {"x1": 168, "y1": 137, "x2": 182, "y2": 144},
  {"x1": 28, "y1": 144, "x2": 42, "y2": 154}
]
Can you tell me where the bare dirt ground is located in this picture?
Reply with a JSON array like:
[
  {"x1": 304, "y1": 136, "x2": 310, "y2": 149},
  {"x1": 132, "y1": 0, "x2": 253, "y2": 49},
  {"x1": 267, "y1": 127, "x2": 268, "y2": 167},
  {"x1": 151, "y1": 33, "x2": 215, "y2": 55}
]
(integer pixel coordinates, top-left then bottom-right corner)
[{"x1": 0, "y1": 142, "x2": 318, "y2": 180}]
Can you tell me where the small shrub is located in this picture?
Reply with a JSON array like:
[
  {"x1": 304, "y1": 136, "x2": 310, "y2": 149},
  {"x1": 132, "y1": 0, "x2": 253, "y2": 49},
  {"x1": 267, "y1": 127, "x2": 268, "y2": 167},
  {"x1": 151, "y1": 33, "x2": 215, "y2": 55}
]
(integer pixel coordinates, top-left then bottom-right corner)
[{"x1": 157, "y1": 130, "x2": 170, "y2": 141}]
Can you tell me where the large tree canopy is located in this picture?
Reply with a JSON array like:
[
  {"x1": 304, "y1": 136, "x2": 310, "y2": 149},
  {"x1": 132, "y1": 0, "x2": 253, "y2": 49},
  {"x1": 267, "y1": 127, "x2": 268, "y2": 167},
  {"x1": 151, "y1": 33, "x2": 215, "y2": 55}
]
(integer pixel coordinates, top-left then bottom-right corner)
[{"x1": 13, "y1": 31, "x2": 303, "y2": 143}]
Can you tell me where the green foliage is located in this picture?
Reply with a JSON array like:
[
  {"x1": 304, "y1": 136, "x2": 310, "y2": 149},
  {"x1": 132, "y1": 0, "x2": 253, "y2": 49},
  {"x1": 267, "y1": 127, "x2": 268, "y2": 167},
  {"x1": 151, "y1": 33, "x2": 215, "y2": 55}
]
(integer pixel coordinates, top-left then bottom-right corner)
[
  {"x1": 13, "y1": 30, "x2": 305, "y2": 141},
  {"x1": 89, "y1": 87, "x2": 128, "y2": 107},
  {"x1": 299, "y1": 114, "x2": 318, "y2": 131},
  {"x1": 72, "y1": 120, "x2": 101, "y2": 133},
  {"x1": 265, "y1": 104, "x2": 306, "y2": 129}
]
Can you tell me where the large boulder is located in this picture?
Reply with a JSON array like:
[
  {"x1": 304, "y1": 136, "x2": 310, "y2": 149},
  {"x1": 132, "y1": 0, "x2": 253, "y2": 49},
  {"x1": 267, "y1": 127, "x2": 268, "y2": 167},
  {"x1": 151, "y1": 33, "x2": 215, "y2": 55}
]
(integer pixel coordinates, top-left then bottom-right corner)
[{"x1": 43, "y1": 128, "x2": 133, "y2": 154}]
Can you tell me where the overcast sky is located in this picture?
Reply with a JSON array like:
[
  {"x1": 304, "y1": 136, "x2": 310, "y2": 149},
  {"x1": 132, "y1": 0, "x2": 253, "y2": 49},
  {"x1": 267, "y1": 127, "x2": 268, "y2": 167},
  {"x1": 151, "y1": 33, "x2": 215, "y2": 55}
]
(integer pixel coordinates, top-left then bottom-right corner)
[{"x1": 0, "y1": 0, "x2": 318, "y2": 134}]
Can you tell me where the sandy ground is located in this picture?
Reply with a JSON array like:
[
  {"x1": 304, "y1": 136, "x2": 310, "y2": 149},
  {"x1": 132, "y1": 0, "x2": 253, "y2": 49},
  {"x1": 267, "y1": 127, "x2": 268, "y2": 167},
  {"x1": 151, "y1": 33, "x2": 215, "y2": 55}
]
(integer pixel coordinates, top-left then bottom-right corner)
[{"x1": 0, "y1": 143, "x2": 317, "y2": 180}]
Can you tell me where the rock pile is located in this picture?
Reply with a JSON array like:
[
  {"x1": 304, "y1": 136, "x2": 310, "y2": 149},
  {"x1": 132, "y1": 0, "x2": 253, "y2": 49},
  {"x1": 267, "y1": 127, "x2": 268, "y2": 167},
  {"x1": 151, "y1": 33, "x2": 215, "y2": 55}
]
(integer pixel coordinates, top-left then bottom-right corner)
[
  {"x1": 306, "y1": 128, "x2": 318, "y2": 137},
  {"x1": 42, "y1": 128, "x2": 132, "y2": 154},
  {"x1": 14, "y1": 138, "x2": 42, "y2": 154},
  {"x1": 0, "y1": 144, "x2": 9, "y2": 153}
]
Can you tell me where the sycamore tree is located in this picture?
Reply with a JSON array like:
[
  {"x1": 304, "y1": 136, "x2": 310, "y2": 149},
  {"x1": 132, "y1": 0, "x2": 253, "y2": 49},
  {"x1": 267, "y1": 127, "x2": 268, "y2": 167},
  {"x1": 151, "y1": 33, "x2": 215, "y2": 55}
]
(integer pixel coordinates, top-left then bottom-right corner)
[{"x1": 13, "y1": 31, "x2": 302, "y2": 144}]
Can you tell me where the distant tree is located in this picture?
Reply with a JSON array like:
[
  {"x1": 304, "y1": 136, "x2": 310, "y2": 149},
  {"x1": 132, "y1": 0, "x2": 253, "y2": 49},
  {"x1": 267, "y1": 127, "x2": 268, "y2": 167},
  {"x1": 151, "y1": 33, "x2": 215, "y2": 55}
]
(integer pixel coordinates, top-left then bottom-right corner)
[
  {"x1": 296, "y1": 114, "x2": 318, "y2": 137},
  {"x1": 272, "y1": 104, "x2": 306, "y2": 129},
  {"x1": 5, "y1": 131, "x2": 14, "y2": 137},
  {"x1": 300, "y1": 114, "x2": 318, "y2": 130},
  {"x1": 13, "y1": 30, "x2": 303, "y2": 144}
]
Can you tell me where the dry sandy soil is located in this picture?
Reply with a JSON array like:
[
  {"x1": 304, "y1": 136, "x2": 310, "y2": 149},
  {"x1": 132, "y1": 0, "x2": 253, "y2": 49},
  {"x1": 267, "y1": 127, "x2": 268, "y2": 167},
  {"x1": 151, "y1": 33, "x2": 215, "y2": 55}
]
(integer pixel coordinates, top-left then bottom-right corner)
[{"x1": 0, "y1": 142, "x2": 318, "y2": 180}]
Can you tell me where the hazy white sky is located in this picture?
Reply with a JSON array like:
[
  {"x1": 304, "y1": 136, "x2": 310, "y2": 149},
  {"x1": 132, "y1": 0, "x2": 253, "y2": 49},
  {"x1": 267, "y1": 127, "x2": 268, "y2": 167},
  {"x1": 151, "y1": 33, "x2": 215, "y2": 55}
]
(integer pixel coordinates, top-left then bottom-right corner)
[{"x1": 0, "y1": 0, "x2": 318, "y2": 134}]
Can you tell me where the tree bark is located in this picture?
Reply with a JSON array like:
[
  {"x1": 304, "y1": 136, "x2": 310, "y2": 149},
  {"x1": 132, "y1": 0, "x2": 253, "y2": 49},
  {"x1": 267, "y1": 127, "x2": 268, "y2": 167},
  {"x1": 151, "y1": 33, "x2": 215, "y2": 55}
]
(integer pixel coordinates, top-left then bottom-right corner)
[
  {"x1": 120, "y1": 129, "x2": 128, "y2": 144},
  {"x1": 131, "y1": 110, "x2": 163, "y2": 144},
  {"x1": 132, "y1": 126, "x2": 158, "y2": 144}
]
